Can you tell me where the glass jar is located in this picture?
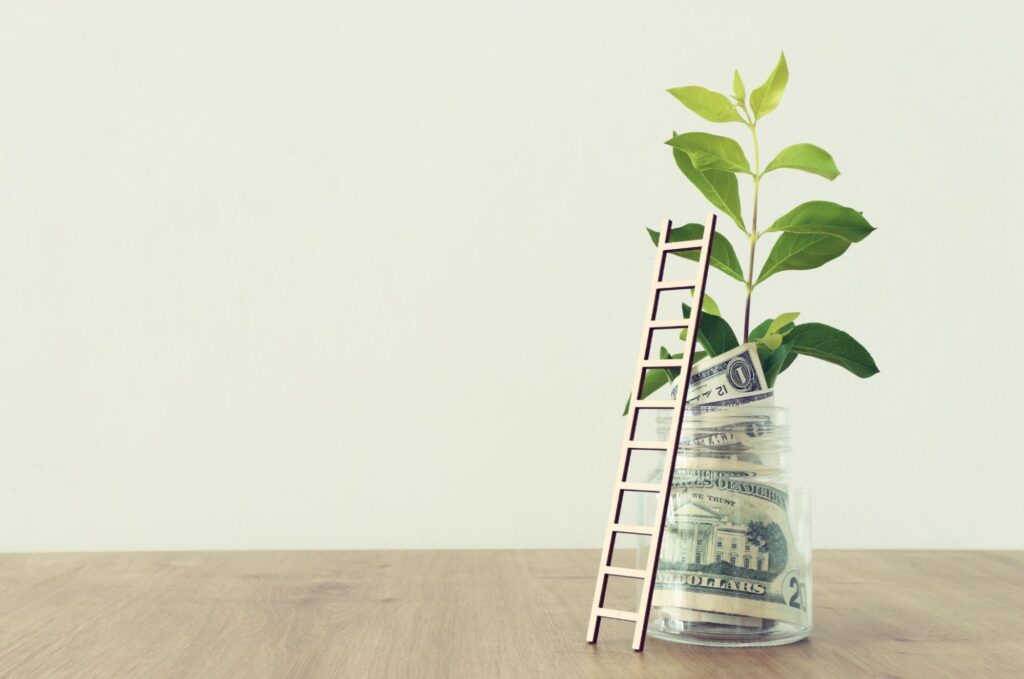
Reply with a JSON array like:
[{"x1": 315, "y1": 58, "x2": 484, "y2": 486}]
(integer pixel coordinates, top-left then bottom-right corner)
[{"x1": 645, "y1": 405, "x2": 812, "y2": 647}]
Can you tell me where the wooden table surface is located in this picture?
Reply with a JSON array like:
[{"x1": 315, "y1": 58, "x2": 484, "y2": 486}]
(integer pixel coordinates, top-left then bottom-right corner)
[{"x1": 0, "y1": 550, "x2": 1021, "y2": 678}]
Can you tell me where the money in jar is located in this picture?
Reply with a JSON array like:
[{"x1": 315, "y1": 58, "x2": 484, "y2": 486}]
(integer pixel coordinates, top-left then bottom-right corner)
[{"x1": 647, "y1": 347, "x2": 812, "y2": 646}]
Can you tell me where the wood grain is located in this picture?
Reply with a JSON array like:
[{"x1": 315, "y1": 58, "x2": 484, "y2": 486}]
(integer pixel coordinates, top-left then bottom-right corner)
[{"x1": 0, "y1": 550, "x2": 1021, "y2": 678}]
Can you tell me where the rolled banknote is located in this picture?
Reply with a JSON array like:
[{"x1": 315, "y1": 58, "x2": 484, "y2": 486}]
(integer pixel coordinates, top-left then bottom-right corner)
[
  {"x1": 652, "y1": 456, "x2": 809, "y2": 628},
  {"x1": 658, "y1": 388, "x2": 776, "y2": 448},
  {"x1": 683, "y1": 410, "x2": 775, "y2": 449}
]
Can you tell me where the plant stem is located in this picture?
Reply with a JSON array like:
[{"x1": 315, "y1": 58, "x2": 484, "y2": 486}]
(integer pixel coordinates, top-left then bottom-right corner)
[{"x1": 743, "y1": 123, "x2": 761, "y2": 342}]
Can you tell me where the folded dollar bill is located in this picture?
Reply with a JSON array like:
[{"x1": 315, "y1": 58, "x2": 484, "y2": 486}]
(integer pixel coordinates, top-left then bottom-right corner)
[{"x1": 685, "y1": 343, "x2": 768, "y2": 406}]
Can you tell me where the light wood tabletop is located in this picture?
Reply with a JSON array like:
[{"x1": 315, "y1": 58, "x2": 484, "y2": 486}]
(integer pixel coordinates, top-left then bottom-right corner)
[{"x1": 0, "y1": 550, "x2": 1021, "y2": 678}]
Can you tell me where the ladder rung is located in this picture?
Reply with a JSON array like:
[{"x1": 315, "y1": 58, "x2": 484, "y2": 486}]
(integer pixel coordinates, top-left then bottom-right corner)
[
  {"x1": 612, "y1": 523, "x2": 655, "y2": 536},
  {"x1": 631, "y1": 399, "x2": 677, "y2": 410},
  {"x1": 596, "y1": 607, "x2": 639, "y2": 622},
  {"x1": 661, "y1": 238, "x2": 704, "y2": 252},
  {"x1": 625, "y1": 441, "x2": 670, "y2": 450},
  {"x1": 641, "y1": 359, "x2": 687, "y2": 369},
  {"x1": 655, "y1": 279, "x2": 699, "y2": 291},
  {"x1": 618, "y1": 481, "x2": 661, "y2": 493},
  {"x1": 603, "y1": 566, "x2": 647, "y2": 579},
  {"x1": 647, "y1": 319, "x2": 690, "y2": 330}
]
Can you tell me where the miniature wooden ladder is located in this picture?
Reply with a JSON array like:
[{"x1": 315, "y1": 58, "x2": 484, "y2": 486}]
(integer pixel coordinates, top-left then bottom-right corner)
[{"x1": 585, "y1": 213, "x2": 717, "y2": 652}]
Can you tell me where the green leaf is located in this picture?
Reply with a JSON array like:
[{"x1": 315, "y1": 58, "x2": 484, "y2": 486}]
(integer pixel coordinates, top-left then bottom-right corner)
[
  {"x1": 667, "y1": 132, "x2": 751, "y2": 174},
  {"x1": 626, "y1": 364, "x2": 684, "y2": 411},
  {"x1": 756, "y1": 233, "x2": 852, "y2": 284},
  {"x1": 765, "y1": 201, "x2": 874, "y2": 242},
  {"x1": 764, "y1": 143, "x2": 839, "y2": 180},
  {"x1": 667, "y1": 86, "x2": 744, "y2": 123},
  {"x1": 732, "y1": 70, "x2": 746, "y2": 103},
  {"x1": 759, "y1": 333, "x2": 783, "y2": 351},
  {"x1": 757, "y1": 202, "x2": 876, "y2": 284},
  {"x1": 787, "y1": 322, "x2": 879, "y2": 378},
  {"x1": 625, "y1": 342, "x2": 689, "y2": 413},
  {"x1": 682, "y1": 302, "x2": 739, "y2": 357},
  {"x1": 748, "y1": 318, "x2": 773, "y2": 342},
  {"x1": 750, "y1": 52, "x2": 789, "y2": 120},
  {"x1": 675, "y1": 292, "x2": 721, "y2": 324},
  {"x1": 698, "y1": 291, "x2": 721, "y2": 317},
  {"x1": 638, "y1": 346, "x2": 679, "y2": 399},
  {"x1": 692, "y1": 350, "x2": 708, "y2": 366},
  {"x1": 767, "y1": 312, "x2": 800, "y2": 335},
  {"x1": 672, "y1": 149, "x2": 746, "y2": 231},
  {"x1": 761, "y1": 340, "x2": 795, "y2": 387},
  {"x1": 780, "y1": 350, "x2": 798, "y2": 373},
  {"x1": 647, "y1": 223, "x2": 745, "y2": 282},
  {"x1": 751, "y1": 317, "x2": 796, "y2": 342},
  {"x1": 633, "y1": 366, "x2": 677, "y2": 411}
]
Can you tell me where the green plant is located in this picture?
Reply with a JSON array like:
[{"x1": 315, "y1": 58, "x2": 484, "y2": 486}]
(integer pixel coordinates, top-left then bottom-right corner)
[{"x1": 654, "y1": 53, "x2": 879, "y2": 390}]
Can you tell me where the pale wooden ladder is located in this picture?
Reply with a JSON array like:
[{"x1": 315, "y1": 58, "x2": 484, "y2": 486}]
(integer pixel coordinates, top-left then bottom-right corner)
[{"x1": 585, "y1": 213, "x2": 717, "y2": 651}]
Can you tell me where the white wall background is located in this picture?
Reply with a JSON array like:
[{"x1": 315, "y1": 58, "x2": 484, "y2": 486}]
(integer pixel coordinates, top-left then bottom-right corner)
[{"x1": 2, "y1": 0, "x2": 1022, "y2": 552}]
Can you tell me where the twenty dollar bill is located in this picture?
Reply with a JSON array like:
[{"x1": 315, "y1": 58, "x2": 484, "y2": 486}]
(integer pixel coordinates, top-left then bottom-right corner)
[{"x1": 652, "y1": 458, "x2": 809, "y2": 627}]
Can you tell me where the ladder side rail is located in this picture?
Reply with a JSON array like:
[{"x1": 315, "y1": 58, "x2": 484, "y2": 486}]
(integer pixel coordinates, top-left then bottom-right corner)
[{"x1": 631, "y1": 213, "x2": 716, "y2": 651}]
